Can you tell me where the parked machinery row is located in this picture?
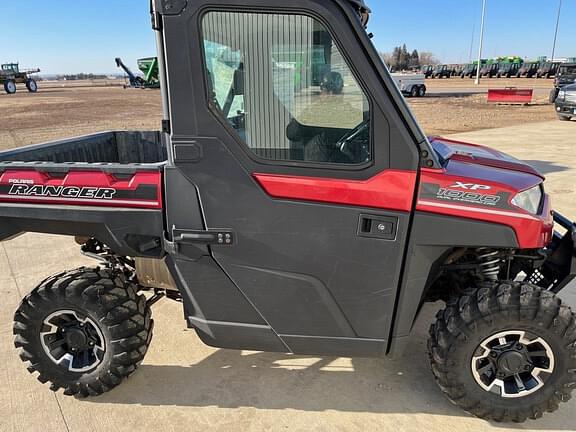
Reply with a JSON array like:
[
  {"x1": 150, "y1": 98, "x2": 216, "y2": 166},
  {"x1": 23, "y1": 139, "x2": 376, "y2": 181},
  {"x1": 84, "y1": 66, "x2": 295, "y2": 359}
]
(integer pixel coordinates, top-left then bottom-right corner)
[{"x1": 419, "y1": 59, "x2": 572, "y2": 79}]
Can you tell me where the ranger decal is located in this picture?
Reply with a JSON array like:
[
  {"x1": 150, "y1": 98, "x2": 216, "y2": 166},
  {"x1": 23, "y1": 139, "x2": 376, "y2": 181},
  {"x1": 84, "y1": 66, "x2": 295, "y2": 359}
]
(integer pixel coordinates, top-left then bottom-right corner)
[{"x1": 8, "y1": 184, "x2": 116, "y2": 200}]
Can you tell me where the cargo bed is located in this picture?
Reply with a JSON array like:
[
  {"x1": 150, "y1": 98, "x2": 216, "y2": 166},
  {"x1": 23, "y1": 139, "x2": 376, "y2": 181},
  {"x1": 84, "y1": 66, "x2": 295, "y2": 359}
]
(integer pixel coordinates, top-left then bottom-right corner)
[
  {"x1": 0, "y1": 130, "x2": 167, "y2": 165},
  {"x1": 0, "y1": 131, "x2": 167, "y2": 257}
]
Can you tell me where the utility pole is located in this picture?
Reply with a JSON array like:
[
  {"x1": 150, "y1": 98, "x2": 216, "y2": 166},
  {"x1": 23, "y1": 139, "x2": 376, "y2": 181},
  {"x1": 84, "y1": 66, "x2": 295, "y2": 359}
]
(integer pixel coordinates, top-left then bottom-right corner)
[
  {"x1": 475, "y1": 0, "x2": 487, "y2": 85},
  {"x1": 551, "y1": 0, "x2": 562, "y2": 61}
]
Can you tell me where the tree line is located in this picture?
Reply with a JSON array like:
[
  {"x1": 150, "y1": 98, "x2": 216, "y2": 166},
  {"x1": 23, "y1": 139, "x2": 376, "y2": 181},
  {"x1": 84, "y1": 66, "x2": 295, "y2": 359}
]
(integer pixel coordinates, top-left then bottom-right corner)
[{"x1": 380, "y1": 44, "x2": 439, "y2": 71}]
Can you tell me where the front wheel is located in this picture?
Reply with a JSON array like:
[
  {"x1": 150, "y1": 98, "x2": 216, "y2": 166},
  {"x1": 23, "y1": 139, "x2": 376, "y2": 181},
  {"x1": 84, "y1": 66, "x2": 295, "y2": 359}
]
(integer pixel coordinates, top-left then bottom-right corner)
[
  {"x1": 428, "y1": 282, "x2": 576, "y2": 422},
  {"x1": 550, "y1": 89, "x2": 559, "y2": 103},
  {"x1": 26, "y1": 78, "x2": 38, "y2": 93},
  {"x1": 13, "y1": 267, "x2": 153, "y2": 397}
]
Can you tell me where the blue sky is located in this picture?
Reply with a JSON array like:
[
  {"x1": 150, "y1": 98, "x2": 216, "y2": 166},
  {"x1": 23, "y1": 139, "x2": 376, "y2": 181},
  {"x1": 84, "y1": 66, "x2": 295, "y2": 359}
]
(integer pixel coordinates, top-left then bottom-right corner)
[{"x1": 1, "y1": 0, "x2": 573, "y2": 74}]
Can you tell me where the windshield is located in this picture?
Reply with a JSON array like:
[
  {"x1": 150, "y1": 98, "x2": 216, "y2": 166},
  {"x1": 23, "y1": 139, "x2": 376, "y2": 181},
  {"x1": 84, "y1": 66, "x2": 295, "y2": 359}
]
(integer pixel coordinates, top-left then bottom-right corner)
[{"x1": 559, "y1": 66, "x2": 576, "y2": 74}]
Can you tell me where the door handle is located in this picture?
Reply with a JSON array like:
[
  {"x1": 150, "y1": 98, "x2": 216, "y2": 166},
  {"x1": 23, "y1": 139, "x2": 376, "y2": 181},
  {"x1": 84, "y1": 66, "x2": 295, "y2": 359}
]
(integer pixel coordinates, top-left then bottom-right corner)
[
  {"x1": 357, "y1": 214, "x2": 397, "y2": 240},
  {"x1": 173, "y1": 229, "x2": 235, "y2": 245}
]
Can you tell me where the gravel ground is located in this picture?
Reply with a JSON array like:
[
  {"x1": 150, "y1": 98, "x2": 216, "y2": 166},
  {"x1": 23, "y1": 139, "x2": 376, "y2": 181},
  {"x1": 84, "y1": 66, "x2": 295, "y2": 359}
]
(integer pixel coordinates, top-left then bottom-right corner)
[{"x1": 0, "y1": 78, "x2": 559, "y2": 150}]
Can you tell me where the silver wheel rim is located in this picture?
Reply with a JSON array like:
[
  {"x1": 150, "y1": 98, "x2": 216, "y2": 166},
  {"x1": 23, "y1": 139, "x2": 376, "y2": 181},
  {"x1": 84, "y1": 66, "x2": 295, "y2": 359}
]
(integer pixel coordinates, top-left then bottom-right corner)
[
  {"x1": 40, "y1": 310, "x2": 106, "y2": 372},
  {"x1": 7, "y1": 82, "x2": 16, "y2": 93},
  {"x1": 471, "y1": 330, "x2": 554, "y2": 398},
  {"x1": 29, "y1": 81, "x2": 37, "y2": 91}
]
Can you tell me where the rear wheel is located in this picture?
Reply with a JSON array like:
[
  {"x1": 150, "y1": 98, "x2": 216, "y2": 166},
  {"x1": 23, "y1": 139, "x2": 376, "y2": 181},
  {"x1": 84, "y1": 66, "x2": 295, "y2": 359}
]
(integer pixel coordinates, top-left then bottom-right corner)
[
  {"x1": 26, "y1": 78, "x2": 38, "y2": 93},
  {"x1": 4, "y1": 79, "x2": 16, "y2": 94},
  {"x1": 558, "y1": 115, "x2": 572, "y2": 121},
  {"x1": 418, "y1": 85, "x2": 426, "y2": 97},
  {"x1": 13, "y1": 267, "x2": 153, "y2": 397},
  {"x1": 428, "y1": 282, "x2": 576, "y2": 422}
]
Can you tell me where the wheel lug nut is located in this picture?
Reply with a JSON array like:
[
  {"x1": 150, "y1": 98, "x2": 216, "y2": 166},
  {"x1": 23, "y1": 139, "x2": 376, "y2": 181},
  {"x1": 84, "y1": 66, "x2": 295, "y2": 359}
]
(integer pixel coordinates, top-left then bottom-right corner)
[
  {"x1": 490, "y1": 351, "x2": 498, "y2": 358},
  {"x1": 516, "y1": 344, "x2": 523, "y2": 351}
]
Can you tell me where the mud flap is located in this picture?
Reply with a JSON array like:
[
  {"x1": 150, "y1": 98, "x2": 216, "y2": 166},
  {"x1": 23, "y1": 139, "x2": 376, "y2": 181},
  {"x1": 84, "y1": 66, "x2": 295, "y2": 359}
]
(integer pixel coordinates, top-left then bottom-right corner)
[{"x1": 529, "y1": 212, "x2": 576, "y2": 293}]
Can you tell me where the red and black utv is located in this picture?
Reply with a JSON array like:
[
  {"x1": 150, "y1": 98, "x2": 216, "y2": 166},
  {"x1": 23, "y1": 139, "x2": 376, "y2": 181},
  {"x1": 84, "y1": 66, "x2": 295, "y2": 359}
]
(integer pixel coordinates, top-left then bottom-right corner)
[{"x1": 5, "y1": 0, "x2": 576, "y2": 423}]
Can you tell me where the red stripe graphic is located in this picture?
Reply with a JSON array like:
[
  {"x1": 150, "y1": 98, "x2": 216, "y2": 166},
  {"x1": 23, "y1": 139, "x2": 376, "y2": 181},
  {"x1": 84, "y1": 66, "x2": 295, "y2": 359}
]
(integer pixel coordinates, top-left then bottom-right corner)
[{"x1": 253, "y1": 170, "x2": 417, "y2": 212}]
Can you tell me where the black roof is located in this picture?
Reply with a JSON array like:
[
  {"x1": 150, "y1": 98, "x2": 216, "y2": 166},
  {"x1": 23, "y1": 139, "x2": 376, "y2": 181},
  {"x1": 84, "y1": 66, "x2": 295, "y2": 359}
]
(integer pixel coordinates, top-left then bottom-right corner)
[
  {"x1": 347, "y1": 0, "x2": 371, "y2": 25},
  {"x1": 348, "y1": 0, "x2": 371, "y2": 13}
]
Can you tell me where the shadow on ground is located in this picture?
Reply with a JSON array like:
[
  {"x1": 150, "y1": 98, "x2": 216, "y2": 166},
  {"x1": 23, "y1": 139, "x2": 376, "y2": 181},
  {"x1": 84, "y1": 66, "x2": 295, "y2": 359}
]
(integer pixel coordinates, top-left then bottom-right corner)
[
  {"x1": 421, "y1": 92, "x2": 482, "y2": 99},
  {"x1": 86, "y1": 305, "x2": 575, "y2": 430}
]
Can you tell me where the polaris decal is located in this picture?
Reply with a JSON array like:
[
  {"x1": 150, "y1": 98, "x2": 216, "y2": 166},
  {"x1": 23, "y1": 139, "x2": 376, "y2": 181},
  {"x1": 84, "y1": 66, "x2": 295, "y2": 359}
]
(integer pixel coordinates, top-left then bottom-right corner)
[
  {"x1": 420, "y1": 183, "x2": 513, "y2": 209},
  {"x1": 8, "y1": 184, "x2": 116, "y2": 200}
]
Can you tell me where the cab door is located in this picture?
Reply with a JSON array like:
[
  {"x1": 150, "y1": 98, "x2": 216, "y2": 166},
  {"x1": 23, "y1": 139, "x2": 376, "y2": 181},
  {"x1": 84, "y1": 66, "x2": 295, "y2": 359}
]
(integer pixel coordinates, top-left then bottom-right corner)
[{"x1": 162, "y1": 0, "x2": 421, "y2": 356}]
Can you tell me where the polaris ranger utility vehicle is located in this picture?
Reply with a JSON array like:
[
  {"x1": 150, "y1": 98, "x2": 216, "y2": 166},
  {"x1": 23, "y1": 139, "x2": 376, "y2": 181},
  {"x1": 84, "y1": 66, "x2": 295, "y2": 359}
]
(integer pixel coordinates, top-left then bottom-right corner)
[
  {"x1": 431, "y1": 64, "x2": 451, "y2": 79},
  {"x1": 537, "y1": 62, "x2": 560, "y2": 79},
  {"x1": 517, "y1": 62, "x2": 540, "y2": 78},
  {"x1": 497, "y1": 62, "x2": 521, "y2": 79},
  {"x1": 420, "y1": 64, "x2": 433, "y2": 78},
  {"x1": 460, "y1": 63, "x2": 478, "y2": 78},
  {"x1": 6, "y1": 0, "x2": 576, "y2": 423},
  {"x1": 480, "y1": 62, "x2": 499, "y2": 78}
]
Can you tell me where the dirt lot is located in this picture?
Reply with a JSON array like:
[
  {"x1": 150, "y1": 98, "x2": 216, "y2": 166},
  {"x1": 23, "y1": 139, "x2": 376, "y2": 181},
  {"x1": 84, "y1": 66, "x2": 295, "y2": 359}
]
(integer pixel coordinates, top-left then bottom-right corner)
[{"x1": 0, "y1": 77, "x2": 560, "y2": 149}]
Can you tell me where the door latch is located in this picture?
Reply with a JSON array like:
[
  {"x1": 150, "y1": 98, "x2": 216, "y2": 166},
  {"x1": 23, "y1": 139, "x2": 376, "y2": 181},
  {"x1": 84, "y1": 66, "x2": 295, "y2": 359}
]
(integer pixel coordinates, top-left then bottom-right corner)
[
  {"x1": 173, "y1": 229, "x2": 235, "y2": 245},
  {"x1": 357, "y1": 214, "x2": 397, "y2": 240}
]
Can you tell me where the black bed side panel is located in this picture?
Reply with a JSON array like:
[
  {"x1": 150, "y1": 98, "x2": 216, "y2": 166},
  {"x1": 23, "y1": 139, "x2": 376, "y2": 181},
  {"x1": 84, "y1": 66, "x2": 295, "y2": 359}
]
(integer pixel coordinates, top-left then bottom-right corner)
[
  {"x1": 0, "y1": 131, "x2": 166, "y2": 164},
  {"x1": 0, "y1": 204, "x2": 164, "y2": 257}
]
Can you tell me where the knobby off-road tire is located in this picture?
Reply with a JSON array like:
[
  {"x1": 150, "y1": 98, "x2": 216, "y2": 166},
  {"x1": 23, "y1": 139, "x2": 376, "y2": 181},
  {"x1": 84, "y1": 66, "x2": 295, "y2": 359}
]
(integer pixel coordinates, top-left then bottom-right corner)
[
  {"x1": 13, "y1": 267, "x2": 153, "y2": 397},
  {"x1": 428, "y1": 282, "x2": 576, "y2": 422}
]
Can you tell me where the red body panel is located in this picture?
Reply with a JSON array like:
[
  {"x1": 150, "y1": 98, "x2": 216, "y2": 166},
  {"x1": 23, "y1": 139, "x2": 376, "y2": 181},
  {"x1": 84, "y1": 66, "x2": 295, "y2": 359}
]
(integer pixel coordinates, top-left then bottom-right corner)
[
  {"x1": 254, "y1": 138, "x2": 554, "y2": 249},
  {"x1": 253, "y1": 170, "x2": 417, "y2": 212},
  {"x1": 418, "y1": 168, "x2": 553, "y2": 249},
  {"x1": 0, "y1": 170, "x2": 163, "y2": 209}
]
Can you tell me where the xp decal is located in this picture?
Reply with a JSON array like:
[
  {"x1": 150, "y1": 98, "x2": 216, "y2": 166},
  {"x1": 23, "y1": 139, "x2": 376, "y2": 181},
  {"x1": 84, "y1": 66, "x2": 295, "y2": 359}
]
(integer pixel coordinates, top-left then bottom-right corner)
[{"x1": 450, "y1": 182, "x2": 491, "y2": 191}]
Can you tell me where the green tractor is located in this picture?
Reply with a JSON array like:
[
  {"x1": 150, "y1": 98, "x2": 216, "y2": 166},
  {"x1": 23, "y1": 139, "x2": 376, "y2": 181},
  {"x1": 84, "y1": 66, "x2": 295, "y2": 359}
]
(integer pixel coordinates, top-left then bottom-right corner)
[{"x1": 0, "y1": 63, "x2": 40, "y2": 95}]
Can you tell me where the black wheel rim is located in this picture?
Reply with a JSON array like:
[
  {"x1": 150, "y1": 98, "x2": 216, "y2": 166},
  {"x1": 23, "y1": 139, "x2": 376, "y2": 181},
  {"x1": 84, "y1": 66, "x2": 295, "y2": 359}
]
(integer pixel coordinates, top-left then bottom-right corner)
[
  {"x1": 40, "y1": 310, "x2": 105, "y2": 372},
  {"x1": 471, "y1": 330, "x2": 554, "y2": 398}
]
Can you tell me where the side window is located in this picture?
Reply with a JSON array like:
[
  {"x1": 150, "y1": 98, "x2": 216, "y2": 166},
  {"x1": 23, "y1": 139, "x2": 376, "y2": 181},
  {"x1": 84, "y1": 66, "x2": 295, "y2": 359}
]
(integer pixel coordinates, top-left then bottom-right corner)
[{"x1": 202, "y1": 11, "x2": 371, "y2": 165}]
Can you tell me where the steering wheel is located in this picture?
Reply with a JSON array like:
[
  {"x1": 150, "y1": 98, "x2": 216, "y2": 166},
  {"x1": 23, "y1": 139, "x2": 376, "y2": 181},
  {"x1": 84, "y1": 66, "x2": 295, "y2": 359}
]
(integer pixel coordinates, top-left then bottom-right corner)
[{"x1": 336, "y1": 120, "x2": 370, "y2": 163}]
